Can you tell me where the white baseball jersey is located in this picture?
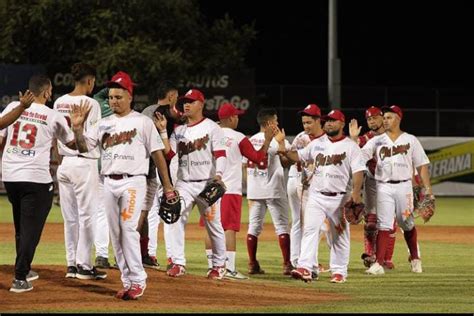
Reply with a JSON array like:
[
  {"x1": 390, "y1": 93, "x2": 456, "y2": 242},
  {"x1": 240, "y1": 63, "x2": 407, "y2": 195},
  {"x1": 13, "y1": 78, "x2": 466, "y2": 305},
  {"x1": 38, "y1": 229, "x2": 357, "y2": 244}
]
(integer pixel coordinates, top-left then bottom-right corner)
[
  {"x1": 53, "y1": 94, "x2": 101, "y2": 158},
  {"x1": 221, "y1": 127, "x2": 267, "y2": 195},
  {"x1": 169, "y1": 118, "x2": 226, "y2": 181},
  {"x1": 84, "y1": 111, "x2": 164, "y2": 175},
  {"x1": 288, "y1": 131, "x2": 321, "y2": 178},
  {"x1": 298, "y1": 136, "x2": 366, "y2": 193},
  {"x1": 245, "y1": 133, "x2": 290, "y2": 199},
  {"x1": 1, "y1": 102, "x2": 74, "y2": 183},
  {"x1": 361, "y1": 132, "x2": 430, "y2": 182}
]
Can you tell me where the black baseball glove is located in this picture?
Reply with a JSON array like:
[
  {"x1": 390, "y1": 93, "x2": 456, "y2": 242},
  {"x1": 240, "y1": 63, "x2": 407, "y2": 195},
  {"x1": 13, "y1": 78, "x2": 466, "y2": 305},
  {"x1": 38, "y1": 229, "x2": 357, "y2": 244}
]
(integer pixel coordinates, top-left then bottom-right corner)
[
  {"x1": 343, "y1": 199, "x2": 365, "y2": 225},
  {"x1": 158, "y1": 189, "x2": 181, "y2": 224},
  {"x1": 198, "y1": 179, "x2": 226, "y2": 206}
]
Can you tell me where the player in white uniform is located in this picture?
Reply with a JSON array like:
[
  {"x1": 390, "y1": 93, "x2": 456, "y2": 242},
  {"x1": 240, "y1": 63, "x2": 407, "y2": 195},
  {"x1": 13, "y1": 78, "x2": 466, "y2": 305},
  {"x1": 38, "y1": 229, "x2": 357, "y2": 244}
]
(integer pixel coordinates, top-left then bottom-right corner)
[
  {"x1": 245, "y1": 108, "x2": 293, "y2": 276},
  {"x1": 276, "y1": 109, "x2": 365, "y2": 283},
  {"x1": 1, "y1": 75, "x2": 79, "y2": 293},
  {"x1": 200, "y1": 103, "x2": 273, "y2": 279},
  {"x1": 165, "y1": 89, "x2": 228, "y2": 280},
  {"x1": 53, "y1": 63, "x2": 106, "y2": 279},
  {"x1": 70, "y1": 71, "x2": 177, "y2": 300},
  {"x1": 362, "y1": 105, "x2": 433, "y2": 275},
  {"x1": 287, "y1": 104, "x2": 329, "y2": 272}
]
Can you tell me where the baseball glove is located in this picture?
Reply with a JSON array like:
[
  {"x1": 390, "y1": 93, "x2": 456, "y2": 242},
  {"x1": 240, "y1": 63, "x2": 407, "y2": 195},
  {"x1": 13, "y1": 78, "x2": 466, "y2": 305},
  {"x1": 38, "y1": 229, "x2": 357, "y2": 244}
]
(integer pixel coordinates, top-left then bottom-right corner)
[
  {"x1": 158, "y1": 190, "x2": 181, "y2": 224},
  {"x1": 343, "y1": 199, "x2": 365, "y2": 225},
  {"x1": 414, "y1": 194, "x2": 435, "y2": 223},
  {"x1": 198, "y1": 179, "x2": 226, "y2": 206}
]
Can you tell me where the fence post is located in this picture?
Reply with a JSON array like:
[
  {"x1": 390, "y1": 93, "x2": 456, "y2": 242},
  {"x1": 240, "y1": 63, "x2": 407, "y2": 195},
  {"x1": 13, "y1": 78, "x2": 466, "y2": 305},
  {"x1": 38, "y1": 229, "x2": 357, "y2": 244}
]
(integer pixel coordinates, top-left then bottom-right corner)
[{"x1": 435, "y1": 88, "x2": 440, "y2": 136}]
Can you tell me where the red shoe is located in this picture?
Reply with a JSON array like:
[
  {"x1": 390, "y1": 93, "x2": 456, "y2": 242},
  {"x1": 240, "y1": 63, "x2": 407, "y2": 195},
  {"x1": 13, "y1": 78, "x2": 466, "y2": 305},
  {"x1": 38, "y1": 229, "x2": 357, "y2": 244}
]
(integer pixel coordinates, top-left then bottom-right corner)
[
  {"x1": 291, "y1": 267, "x2": 312, "y2": 282},
  {"x1": 330, "y1": 273, "x2": 346, "y2": 283},
  {"x1": 123, "y1": 284, "x2": 146, "y2": 300},
  {"x1": 207, "y1": 266, "x2": 226, "y2": 280},
  {"x1": 248, "y1": 260, "x2": 265, "y2": 275},
  {"x1": 283, "y1": 262, "x2": 294, "y2": 275},
  {"x1": 167, "y1": 264, "x2": 186, "y2": 277},
  {"x1": 115, "y1": 286, "x2": 130, "y2": 299}
]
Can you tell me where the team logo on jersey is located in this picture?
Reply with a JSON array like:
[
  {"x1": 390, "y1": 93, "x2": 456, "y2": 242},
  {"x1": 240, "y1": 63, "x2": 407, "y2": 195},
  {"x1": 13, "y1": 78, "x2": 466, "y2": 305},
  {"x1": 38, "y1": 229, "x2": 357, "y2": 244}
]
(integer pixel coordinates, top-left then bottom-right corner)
[
  {"x1": 177, "y1": 134, "x2": 209, "y2": 157},
  {"x1": 379, "y1": 143, "x2": 410, "y2": 160},
  {"x1": 314, "y1": 152, "x2": 347, "y2": 168},
  {"x1": 101, "y1": 128, "x2": 137, "y2": 150}
]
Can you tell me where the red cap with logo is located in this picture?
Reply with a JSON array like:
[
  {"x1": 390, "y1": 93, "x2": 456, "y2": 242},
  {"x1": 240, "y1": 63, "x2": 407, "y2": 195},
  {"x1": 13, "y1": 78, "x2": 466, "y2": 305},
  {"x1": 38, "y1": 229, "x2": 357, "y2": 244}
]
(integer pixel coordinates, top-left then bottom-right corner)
[
  {"x1": 382, "y1": 105, "x2": 403, "y2": 120},
  {"x1": 178, "y1": 89, "x2": 205, "y2": 103},
  {"x1": 106, "y1": 71, "x2": 136, "y2": 96},
  {"x1": 323, "y1": 109, "x2": 345, "y2": 122},
  {"x1": 298, "y1": 104, "x2": 321, "y2": 117},
  {"x1": 365, "y1": 106, "x2": 383, "y2": 118},
  {"x1": 218, "y1": 103, "x2": 245, "y2": 120}
]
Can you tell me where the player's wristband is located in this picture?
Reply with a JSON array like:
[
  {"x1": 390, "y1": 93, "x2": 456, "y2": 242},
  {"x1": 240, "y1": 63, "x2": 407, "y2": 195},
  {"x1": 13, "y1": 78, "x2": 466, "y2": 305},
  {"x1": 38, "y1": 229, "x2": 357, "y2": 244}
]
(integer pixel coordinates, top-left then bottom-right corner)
[{"x1": 159, "y1": 130, "x2": 168, "y2": 139}]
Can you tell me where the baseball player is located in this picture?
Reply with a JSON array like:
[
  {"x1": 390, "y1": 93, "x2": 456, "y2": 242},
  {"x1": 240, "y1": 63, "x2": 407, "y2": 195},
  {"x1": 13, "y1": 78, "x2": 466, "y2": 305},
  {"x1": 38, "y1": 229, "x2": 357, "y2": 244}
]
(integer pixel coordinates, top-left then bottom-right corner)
[
  {"x1": 362, "y1": 105, "x2": 432, "y2": 275},
  {"x1": 287, "y1": 104, "x2": 330, "y2": 272},
  {"x1": 200, "y1": 102, "x2": 274, "y2": 280},
  {"x1": 245, "y1": 108, "x2": 293, "y2": 276},
  {"x1": 53, "y1": 63, "x2": 106, "y2": 280},
  {"x1": 70, "y1": 71, "x2": 177, "y2": 300},
  {"x1": 164, "y1": 89, "x2": 228, "y2": 280},
  {"x1": 1, "y1": 75, "x2": 80, "y2": 292},
  {"x1": 276, "y1": 109, "x2": 365, "y2": 283},
  {"x1": 92, "y1": 87, "x2": 115, "y2": 269},
  {"x1": 348, "y1": 106, "x2": 397, "y2": 269}
]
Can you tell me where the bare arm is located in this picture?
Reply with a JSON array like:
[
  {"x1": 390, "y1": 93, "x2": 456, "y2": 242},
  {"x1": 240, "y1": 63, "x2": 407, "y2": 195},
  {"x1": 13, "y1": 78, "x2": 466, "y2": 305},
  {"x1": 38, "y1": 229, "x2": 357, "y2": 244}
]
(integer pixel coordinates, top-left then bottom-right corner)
[
  {"x1": 351, "y1": 170, "x2": 364, "y2": 204},
  {"x1": 70, "y1": 101, "x2": 91, "y2": 153},
  {"x1": 348, "y1": 119, "x2": 362, "y2": 144},
  {"x1": 273, "y1": 126, "x2": 300, "y2": 163},
  {"x1": 0, "y1": 90, "x2": 34, "y2": 129},
  {"x1": 154, "y1": 112, "x2": 171, "y2": 154},
  {"x1": 417, "y1": 164, "x2": 433, "y2": 196},
  {"x1": 152, "y1": 149, "x2": 174, "y2": 192}
]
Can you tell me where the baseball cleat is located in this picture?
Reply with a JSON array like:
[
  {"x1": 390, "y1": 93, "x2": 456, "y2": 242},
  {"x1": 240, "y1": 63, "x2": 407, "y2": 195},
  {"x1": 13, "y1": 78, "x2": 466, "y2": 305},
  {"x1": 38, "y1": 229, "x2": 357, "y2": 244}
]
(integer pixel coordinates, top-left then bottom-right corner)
[
  {"x1": 247, "y1": 260, "x2": 265, "y2": 275},
  {"x1": 224, "y1": 270, "x2": 249, "y2": 280},
  {"x1": 65, "y1": 266, "x2": 78, "y2": 278},
  {"x1": 330, "y1": 273, "x2": 346, "y2": 283},
  {"x1": 142, "y1": 255, "x2": 160, "y2": 270},
  {"x1": 410, "y1": 259, "x2": 423, "y2": 273},
  {"x1": 9, "y1": 279, "x2": 33, "y2": 293},
  {"x1": 167, "y1": 264, "x2": 186, "y2": 277},
  {"x1": 115, "y1": 286, "x2": 131, "y2": 299},
  {"x1": 123, "y1": 284, "x2": 146, "y2": 300},
  {"x1": 95, "y1": 256, "x2": 111, "y2": 269},
  {"x1": 283, "y1": 262, "x2": 295, "y2": 275},
  {"x1": 366, "y1": 262, "x2": 385, "y2": 275},
  {"x1": 26, "y1": 270, "x2": 39, "y2": 282},
  {"x1": 291, "y1": 267, "x2": 313, "y2": 282},
  {"x1": 207, "y1": 266, "x2": 227, "y2": 280},
  {"x1": 76, "y1": 265, "x2": 107, "y2": 280}
]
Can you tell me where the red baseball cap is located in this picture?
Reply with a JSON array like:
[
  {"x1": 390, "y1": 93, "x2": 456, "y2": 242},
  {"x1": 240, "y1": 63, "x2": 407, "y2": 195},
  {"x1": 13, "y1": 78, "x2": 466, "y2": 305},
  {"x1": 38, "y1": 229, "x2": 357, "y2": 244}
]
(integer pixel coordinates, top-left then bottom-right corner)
[
  {"x1": 323, "y1": 109, "x2": 345, "y2": 122},
  {"x1": 382, "y1": 105, "x2": 403, "y2": 120},
  {"x1": 298, "y1": 104, "x2": 321, "y2": 117},
  {"x1": 365, "y1": 106, "x2": 383, "y2": 119},
  {"x1": 218, "y1": 102, "x2": 245, "y2": 120},
  {"x1": 106, "y1": 71, "x2": 136, "y2": 96},
  {"x1": 178, "y1": 89, "x2": 205, "y2": 104}
]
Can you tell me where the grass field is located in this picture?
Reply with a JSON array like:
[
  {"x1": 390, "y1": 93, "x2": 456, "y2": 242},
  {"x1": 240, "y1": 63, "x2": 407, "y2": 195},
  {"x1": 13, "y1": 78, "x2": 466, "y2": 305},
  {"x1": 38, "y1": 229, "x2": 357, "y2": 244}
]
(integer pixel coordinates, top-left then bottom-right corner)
[{"x1": 1, "y1": 195, "x2": 473, "y2": 313}]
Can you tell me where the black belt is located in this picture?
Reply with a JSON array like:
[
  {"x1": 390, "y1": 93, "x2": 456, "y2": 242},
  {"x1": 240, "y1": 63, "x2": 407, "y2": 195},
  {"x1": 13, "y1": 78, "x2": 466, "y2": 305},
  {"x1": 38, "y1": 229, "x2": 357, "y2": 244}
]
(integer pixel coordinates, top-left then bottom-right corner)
[
  {"x1": 184, "y1": 179, "x2": 210, "y2": 183},
  {"x1": 106, "y1": 174, "x2": 135, "y2": 180},
  {"x1": 386, "y1": 179, "x2": 410, "y2": 184},
  {"x1": 319, "y1": 191, "x2": 346, "y2": 197}
]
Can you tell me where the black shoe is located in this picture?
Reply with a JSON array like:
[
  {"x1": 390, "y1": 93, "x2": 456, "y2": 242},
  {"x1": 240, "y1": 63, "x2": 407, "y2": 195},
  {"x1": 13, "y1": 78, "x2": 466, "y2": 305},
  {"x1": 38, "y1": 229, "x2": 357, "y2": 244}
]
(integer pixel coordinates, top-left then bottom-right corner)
[
  {"x1": 76, "y1": 265, "x2": 107, "y2": 280},
  {"x1": 65, "y1": 266, "x2": 78, "y2": 278},
  {"x1": 95, "y1": 256, "x2": 111, "y2": 269}
]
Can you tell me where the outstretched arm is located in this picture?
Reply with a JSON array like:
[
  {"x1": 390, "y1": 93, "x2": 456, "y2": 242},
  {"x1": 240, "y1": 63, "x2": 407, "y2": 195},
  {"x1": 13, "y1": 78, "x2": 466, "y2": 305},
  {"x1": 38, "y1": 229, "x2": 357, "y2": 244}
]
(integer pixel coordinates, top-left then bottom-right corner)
[
  {"x1": 69, "y1": 101, "x2": 92, "y2": 152},
  {"x1": 0, "y1": 90, "x2": 35, "y2": 129}
]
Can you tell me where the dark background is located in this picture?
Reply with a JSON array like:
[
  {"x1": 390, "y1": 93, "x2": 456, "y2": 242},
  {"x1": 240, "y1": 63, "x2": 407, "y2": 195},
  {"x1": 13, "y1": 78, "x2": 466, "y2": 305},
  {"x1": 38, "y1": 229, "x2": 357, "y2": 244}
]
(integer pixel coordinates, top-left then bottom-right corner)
[{"x1": 201, "y1": 1, "x2": 474, "y2": 87}]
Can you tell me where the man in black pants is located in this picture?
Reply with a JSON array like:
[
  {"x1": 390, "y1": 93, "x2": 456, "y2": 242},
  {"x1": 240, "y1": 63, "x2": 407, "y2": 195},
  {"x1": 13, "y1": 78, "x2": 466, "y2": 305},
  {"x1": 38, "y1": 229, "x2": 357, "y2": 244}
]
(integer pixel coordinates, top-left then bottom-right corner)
[{"x1": 1, "y1": 75, "x2": 79, "y2": 293}]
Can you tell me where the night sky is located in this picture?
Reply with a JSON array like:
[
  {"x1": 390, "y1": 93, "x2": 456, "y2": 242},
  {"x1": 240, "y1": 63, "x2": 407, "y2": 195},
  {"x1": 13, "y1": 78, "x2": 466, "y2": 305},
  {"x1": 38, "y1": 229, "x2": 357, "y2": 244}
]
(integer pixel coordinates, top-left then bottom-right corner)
[{"x1": 201, "y1": 1, "x2": 474, "y2": 88}]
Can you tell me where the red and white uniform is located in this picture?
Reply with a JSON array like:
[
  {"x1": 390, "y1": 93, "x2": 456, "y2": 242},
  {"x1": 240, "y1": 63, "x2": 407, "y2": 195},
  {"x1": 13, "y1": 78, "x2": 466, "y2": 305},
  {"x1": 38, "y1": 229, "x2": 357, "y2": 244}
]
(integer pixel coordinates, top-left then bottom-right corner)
[
  {"x1": 358, "y1": 131, "x2": 378, "y2": 214},
  {"x1": 287, "y1": 132, "x2": 328, "y2": 267},
  {"x1": 83, "y1": 110, "x2": 165, "y2": 289},
  {"x1": 361, "y1": 133, "x2": 430, "y2": 231},
  {"x1": 53, "y1": 95, "x2": 101, "y2": 271},
  {"x1": 167, "y1": 118, "x2": 227, "y2": 267},
  {"x1": 245, "y1": 133, "x2": 290, "y2": 237},
  {"x1": 1, "y1": 102, "x2": 74, "y2": 182},
  {"x1": 297, "y1": 136, "x2": 365, "y2": 277}
]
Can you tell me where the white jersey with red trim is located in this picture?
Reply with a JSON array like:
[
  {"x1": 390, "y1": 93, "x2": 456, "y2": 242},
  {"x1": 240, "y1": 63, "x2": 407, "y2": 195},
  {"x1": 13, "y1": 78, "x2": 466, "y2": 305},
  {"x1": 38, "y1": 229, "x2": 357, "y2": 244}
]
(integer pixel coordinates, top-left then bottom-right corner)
[
  {"x1": 170, "y1": 118, "x2": 226, "y2": 181},
  {"x1": 245, "y1": 132, "x2": 290, "y2": 199},
  {"x1": 53, "y1": 94, "x2": 101, "y2": 158},
  {"x1": 221, "y1": 128, "x2": 246, "y2": 194},
  {"x1": 1, "y1": 102, "x2": 74, "y2": 183},
  {"x1": 84, "y1": 111, "x2": 164, "y2": 175},
  {"x1": 361, "y1": 132, "x2": 430, "y2": 182},
  {"x1": 288, "y1": 131, "x2": 323, "y2": 178},
  {"x1": 298, "y1": 135, "x2": 365, "y2": 193}
]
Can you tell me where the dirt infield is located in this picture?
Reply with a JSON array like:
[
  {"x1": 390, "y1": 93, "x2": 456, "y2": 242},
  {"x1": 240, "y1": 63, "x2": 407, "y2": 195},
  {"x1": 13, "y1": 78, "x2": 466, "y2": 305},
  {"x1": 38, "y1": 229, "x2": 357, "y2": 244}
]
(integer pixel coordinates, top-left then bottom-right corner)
[
  {"x1": 0, "y1": 223, "x2": 471, "y2": 244},
  {"x1": 0, "y1": 265, "x2": 344, "y2": 312}
]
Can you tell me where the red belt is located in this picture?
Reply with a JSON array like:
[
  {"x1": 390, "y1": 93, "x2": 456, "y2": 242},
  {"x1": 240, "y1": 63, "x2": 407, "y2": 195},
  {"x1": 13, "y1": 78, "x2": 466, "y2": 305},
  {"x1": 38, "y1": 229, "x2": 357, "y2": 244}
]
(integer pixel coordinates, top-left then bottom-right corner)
[
  {"x1": 319, "y1": 191, "x2": 346, "y2": 196},
  {"x1": 106, "y1": 174, "x2": 135, "y2": 180}
]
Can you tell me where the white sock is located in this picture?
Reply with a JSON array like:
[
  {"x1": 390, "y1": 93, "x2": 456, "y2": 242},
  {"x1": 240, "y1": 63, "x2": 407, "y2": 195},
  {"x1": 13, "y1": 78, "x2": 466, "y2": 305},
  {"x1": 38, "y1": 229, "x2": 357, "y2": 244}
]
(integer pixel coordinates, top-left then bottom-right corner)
[
  {"x1": 226, "y1": 251, "x2": 236, "y2": 272},
  {"x1": 206, "y1": 249, "x2": 213, "y2": 269}
]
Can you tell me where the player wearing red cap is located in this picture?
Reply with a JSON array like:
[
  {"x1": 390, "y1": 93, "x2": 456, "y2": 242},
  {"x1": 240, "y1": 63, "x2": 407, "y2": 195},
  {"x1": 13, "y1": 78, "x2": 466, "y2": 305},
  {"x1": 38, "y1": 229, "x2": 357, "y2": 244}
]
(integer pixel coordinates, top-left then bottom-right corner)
[
  {"x1": 361, "y1": 105, "x2": 433, "y2": 275},
  {"x1": 200, "y1": 103, "x2": 274, "y2": 279},
  {"x1": 70, "y1": 71, "x2": 177, "y2": 300},
  {"x1": 349, "y1": 106, "x2": 397, "y2": 269}
]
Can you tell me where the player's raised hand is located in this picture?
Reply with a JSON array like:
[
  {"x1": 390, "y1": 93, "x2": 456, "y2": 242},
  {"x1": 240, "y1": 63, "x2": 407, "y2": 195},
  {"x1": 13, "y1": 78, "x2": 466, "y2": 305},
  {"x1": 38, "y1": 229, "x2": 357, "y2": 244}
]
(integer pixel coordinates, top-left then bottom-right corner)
[
  {"x1": 349, "y1": 119, "x2": 362, "y2": 138},
  {"x1": 19, "y1": 90, "x2": 35, "y2": 109},
  {"x1": 154, "y1": 112, "x2": 168, "y2": 132},
  {"x1": 70, "y1": 100, "x2": 91, "y2": 130},
  {"x1": 272, "y1": 125, "x2": 286, "y2": 144}
]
